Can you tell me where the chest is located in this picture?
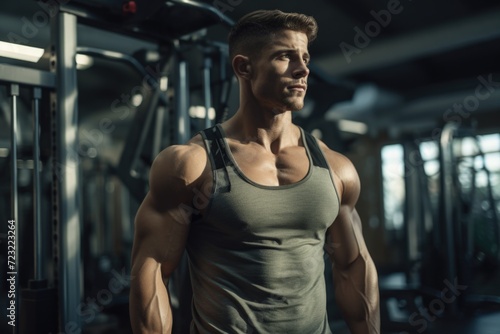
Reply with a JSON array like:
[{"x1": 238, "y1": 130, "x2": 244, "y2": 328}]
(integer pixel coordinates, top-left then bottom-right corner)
[
  {"x1": 202, "y1": 166, "x2": 340, "y2": 242},
  {"x1": 229, "y1": 142, "x2": 310, "y2": 187}
]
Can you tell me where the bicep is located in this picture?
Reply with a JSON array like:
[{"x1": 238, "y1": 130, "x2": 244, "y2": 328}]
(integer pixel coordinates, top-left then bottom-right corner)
[
  {"x1": 130, "y1": 143, "x2": 206, "y2": 333},
  {"x1": 323, "y1": 149, "x2": 366, "y2": 268},
  {"x1": 131, "y1": 143, "x2": 205, "y2": 276},
  {"x1": 326, "y1": 206, "x2": 365, "y2": 269},
  {"x1": 131, "y1": 193, "x2": 191, "y2": 279}
]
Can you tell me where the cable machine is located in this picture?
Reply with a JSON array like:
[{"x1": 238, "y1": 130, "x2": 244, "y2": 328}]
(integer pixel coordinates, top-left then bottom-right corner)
[{"x1": 1, "y1": 1, "x2": 235, "y2": 333}]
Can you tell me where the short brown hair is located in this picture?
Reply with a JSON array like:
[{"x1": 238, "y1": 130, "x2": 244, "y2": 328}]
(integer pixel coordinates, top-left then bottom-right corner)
[{"x1": 228, "y1": 9, "x2": 318, "y2": 60}]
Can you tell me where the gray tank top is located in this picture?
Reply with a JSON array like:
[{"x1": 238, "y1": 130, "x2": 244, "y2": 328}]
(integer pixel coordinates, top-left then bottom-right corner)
[{"x1": 186, "y1": 124, "x2": 340, "y2": 334}]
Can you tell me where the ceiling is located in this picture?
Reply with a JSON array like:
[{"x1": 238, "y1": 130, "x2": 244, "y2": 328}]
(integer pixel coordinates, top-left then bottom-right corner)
[{"x1": 1, "y1": 0, "x2": 500, "y2": 147}]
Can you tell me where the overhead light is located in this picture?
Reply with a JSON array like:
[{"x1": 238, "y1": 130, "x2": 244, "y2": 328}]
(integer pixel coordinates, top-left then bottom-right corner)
[
  {"x1": 338, "y1": 119, "x2": 368, "y2": 135},
  {"x1": 0, "y1": 41, "x2": 44, "y2": 63}
]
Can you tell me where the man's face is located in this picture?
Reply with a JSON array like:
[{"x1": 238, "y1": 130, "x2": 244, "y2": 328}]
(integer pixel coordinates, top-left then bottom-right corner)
[{"x1": 249, "y1": 29, "x2": 310, "y2": 113}]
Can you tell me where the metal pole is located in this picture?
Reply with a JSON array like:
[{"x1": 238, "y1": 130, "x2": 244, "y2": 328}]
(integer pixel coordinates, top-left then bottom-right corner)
[
  {"x1": 175, "y1": 56, "x2": 190, "y2": 144},
  {"x1": 33, "y1": 87, "x2": 44, "y2": 281},
  {"x1": 152, "y1": 105, "x2": 166, "y2": 158},
  {"x1": 439, "y1": 122, "x2": 459, "y2": 315},
  {"x1": 217, "y1": 50, "x2": 230, "y2": 123},
  {"x1": 203, "y1": 55, "x2": 212, "y2": 129},
  {"x1": 52, "y1": 10, "x2": 82, "y2": 330},
  {"x1": 403, "y1": 140, "x2": 421, "y2": 283},
  {"x1": 19, "y1": 88, "x2": 57, "y2": 334},
  {"x1": 10, "y1": 83, "x2": 19, "y2": 334},
  {"x1": 169, "y1": 0, "x2": 235, "y2": 27},
  {"x1": 152, "y1": 74, "x2": 169, "y2": 157}
]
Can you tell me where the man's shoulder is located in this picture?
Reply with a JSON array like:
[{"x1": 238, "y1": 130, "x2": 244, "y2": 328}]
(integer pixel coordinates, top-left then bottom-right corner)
[
  {"x1": 313, "y1": 136, "x2": 359, "y2": 186},
  {"x1": 313, "y1": 137, "x2": 353, "y2": 169},
  {"x1": 150, "y1": 134, "x2": 208, "y2": 190},
  {"x1": 157, "y1": 134, "x2": 205, "y2": 164}
]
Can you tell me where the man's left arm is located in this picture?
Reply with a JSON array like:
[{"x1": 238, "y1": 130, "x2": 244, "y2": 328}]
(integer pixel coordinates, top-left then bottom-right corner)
[{"x1": 324, "y1": 152, "x2": 380, "y2": 334}]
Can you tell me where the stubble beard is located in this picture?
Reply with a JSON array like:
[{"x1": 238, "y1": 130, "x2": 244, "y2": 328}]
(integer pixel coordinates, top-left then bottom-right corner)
[{"x1": 283, "y1": 95, "x2": 305, "y2": 112}]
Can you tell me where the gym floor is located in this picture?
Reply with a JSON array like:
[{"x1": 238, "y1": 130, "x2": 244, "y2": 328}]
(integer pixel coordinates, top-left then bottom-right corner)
[
  {"x1": 332, "y1": 311, "x2": 500, "y2": 334},
  {"x1": 76, "y1": 266, "x2": 500, "y2": 333},
  {"x1": 374, "y1": 271, "x2": 500, "y2": 334}
]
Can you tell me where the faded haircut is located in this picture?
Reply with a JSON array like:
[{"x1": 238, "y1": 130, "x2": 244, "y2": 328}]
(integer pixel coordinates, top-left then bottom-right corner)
[{"x1": 228, "y1": 9, "x2": 318, "y2": 60}]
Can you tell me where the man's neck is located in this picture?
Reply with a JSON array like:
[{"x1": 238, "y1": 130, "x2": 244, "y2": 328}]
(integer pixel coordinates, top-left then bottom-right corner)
[{"x1": 223, "y1": 101, "x2": 300, "y2": 154}]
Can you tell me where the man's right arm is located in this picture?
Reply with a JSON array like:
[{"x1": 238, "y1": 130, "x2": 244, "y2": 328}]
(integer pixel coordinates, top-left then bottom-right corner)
[{"x1": 129, "y1": 142, "x2": 207, "y2": 334}]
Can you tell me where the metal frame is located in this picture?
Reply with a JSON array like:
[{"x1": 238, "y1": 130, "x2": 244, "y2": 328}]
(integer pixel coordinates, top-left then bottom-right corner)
[
  {"x1": 51, "y1": 10, "x2": 82, "y2": 330},
  {"x1": 402, "y1": 139, "x2": 423, "y2": 282},
  {"x1": 202, "y1": 54, "x2": 213, "y2": 129},
  {"x1": 1, "y1": 11, "x2": 81, "y2": 333},
  {"x1": 9, "y1": 83, "x2": 19, "y2": 334},
  {"x1": 439, "y1": 122, "x2": 460, "y2": 315},
  {"x1": 174, "y1": 55, "x2": 191, "y2": 145},
  {"x1": 60, "y1": 0, "x2": 235, "y2": 43},
  {"x1": 33, "y1": 87, "x2": 43, "y2": 281},
  {"x1": 169, "y1": 0, "x2": 235, "y2": 27},
  {"x1": 2, "y1": 1, "x2": 235, "y2": 331},
  {"x1": 0, "y1": 64, "x2": 56, "y2": 88}
]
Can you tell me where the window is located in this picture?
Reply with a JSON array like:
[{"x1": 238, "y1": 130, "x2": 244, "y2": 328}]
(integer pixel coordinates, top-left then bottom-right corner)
[
  {"x1": 381, "y1": 133, "x2": 500, "y2": 235},
  {"x1": 381, "y1": 144, "x2": 405, "y2": 230}
]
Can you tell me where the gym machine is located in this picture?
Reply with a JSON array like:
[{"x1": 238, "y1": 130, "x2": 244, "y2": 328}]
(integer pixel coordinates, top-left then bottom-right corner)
[
  {"x1": 1, "y1": 47, "x2": 60, "y2": 333},
  {"x1": 1, "y1": 1, "x2": 235, "y2": 333},
  {"x1": 380, "y1": 121, "x2": 500, "y2": 332},
  {"x1": 435, "y1": 122, "x2": 500, "y2": 312}
]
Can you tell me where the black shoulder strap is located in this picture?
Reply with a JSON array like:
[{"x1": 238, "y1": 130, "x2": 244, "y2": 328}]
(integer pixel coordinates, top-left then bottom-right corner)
[
  {"x1": 199, "y1": 125, "x2": 231, "y2": 193},
  {"x1": 200, "y1": 125, "x2": 226, "y2": 170},
  {"x1": 304, "y1": 131, "x2": 330, "y2": 169}
]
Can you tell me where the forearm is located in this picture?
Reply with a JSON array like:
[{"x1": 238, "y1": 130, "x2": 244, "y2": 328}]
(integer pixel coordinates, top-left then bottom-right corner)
[
  {"x1": 333, "y1": 254, "x2": 380, "y2": 334},
  {"x1": 130, "y1": 261, "x2": 173, "y2": 334}
]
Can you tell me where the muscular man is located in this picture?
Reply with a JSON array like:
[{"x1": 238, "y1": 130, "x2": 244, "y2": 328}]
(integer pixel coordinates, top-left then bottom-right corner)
[{"x1": 130, "y1": 9, "x2": 380, "y2": 334}]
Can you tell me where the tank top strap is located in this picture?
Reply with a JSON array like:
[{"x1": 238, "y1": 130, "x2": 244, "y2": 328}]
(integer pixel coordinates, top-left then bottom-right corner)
[
  {"x1": 199, "y1": 125, "x2": 232, "y2": 194},
  {"x1": 302, "y1": 130, "x2": 330, "y2": 169}
]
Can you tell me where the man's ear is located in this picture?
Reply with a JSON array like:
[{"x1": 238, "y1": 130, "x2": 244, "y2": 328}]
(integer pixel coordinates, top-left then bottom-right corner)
[{"x1": 232, "y1": 55, "x2": 252, "y2": 80}]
